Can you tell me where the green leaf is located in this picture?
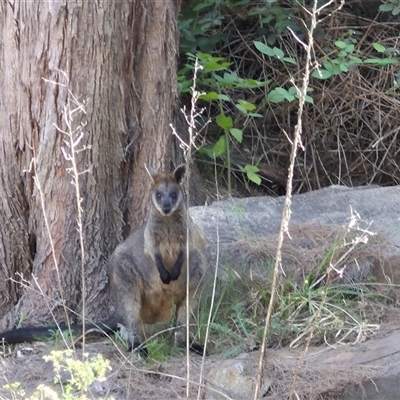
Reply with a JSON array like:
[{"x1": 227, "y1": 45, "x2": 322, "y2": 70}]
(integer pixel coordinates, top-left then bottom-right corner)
[
  {"x1": 345, "y1": 44, "x2": 355, "y2": 53},
  {"x1": 254, "y1": 41, "x2": 286, "y2": 60},
  {"x1": 373, "y1": 43, "x2": 386, "y2": 53},
  {"x1": 282, "y1": 57, "x2": 297, "y2": 64},
  {"x1": 254, "y1": 41, "x2": 275, "y2": 56},
  {"x1": 323, "y1": 60, "x2": 336, "y2": 72},
  {"x1": 393, "y1": 6, "x2": 400, "y2": 15},
  {"x1": 212, "y1": 135, "x2": 227, "y2": 157},
  {"x1": 273, "y1": 47, "x2": 284, "y2": 59},
  {"x1": 199, "y1": 146, "x2": 214, "y2": 159},
  {"x1": 223, "y1": 72, "x2": 239, "y2": 83},
  {"x1": 267, "y1": 87, "x2": 295, "y2": 103},
  {"x1": 217, "y1": 94, "x2": 230, "y2": 101},
  {"x1": 235, "y1": 104, "x2": 248, "y2": 114},
  {"x1": 348, "y1": 55, "x2": 363, "y2": 64},
  {"x1": 196, "y1": 53, "x2": 224, "y2": 62},
  {"x1": 203, "y1": 60, "x2": 232, "y2": 71},
  {"x1": 229, "y1": 128, "x2": 243, "y2": 143},
  {"x1": 242, "y1": 78, "x2": 270, "y2": 88},
  {"x1": 216, "y1": 113, "x2": 233, "y2": 130},
  {"x1": 248, "y1": 173, "x2": 262, "y2": 185},
  {"x1": 237, "y1": 99, "x2": 256, "y2": 111},
  {"x1": 305, "y1": 95, "x2": 314, "y2": 104},
  {"x1": 267, "y1": 89, "x2": 286, "y2": 103},
  {"x1": 379, "y1": 4, "x2": 394, "y2": 11},
  {"x1": 380, "y1": 58, "x2": 398, "y2": 65},
  {"x1": 193, "y1": 2, "x2": 212, "y2": 11},
  {"x1": 248, "y1": 112, "x2": 263, "y2": 118},
  {"x1": 289, "y1": 86, "x2": 314, "y2": 103},
  {"x1": 364, "y1": 58, "x2": 398, "y2": 65},
  {"x1": 335, "y1": 41, "x2": 347, "y2": 49},
  {"x1": 199, "y1": 91, "x2": 219, "y2": 101},
  {"x1": 244, "y1": 164, "x2": 259, "y2": 174},
  {"x1": 244, "y1": 165, "x2": 261, "y2": 185},
  {"x1": 312, "y1": 69, "x2": 332, "y2": 80},
  {"x1": 363, "y1": 58, "x2": 379, "y2": 64}
]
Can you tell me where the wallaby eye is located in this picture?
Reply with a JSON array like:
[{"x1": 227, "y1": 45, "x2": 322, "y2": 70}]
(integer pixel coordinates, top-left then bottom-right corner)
[
  {"x1": 156, "y1": 192, "x2": 161, "y2": 199},
  {"x1": 171, "y1": 192, "x2": 177, "y2": 200}
]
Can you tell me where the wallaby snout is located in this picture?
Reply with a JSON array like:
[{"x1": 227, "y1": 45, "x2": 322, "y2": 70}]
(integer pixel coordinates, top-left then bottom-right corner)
[{"x1": 162, "y1": 202, "x2": 172, "y2": 215}]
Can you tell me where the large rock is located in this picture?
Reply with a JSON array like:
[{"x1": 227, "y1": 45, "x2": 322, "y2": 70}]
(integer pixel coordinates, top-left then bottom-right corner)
[
  {"x1": 191, "y1": 185, "x2": 400, "y2": 399},
  {"x1": 191, "y1": 185, "x2": 400, "y2": 254},
  {"x1": 191, "y1": 185, "x2": 400, "y2": 282},
  {"x1": 205, "y1": 353, "x2": 270, "y2": 400}
]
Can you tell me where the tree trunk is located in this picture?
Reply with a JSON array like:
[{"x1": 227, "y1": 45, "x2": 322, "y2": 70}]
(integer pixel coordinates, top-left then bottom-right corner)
[{"x1": 0, "y1": 0, "x2": 181, "y2": 330}]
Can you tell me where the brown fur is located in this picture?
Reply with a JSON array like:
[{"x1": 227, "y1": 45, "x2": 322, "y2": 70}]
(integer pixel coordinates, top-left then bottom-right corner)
[{"x1": 108, "y1": 164, "x2": 206, "y2": 351}]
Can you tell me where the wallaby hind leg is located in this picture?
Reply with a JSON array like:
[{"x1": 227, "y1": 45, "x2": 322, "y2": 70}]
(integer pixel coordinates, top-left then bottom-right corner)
[
  {"x1": 114, "y1": 300, "x2": 146, "y2": 354},
  {"x1": 174, "y1": 250, "x2": 206, "y2": 355},
  {"x1": 109, "y1": 270, "x2": 146, "y2": 354},
  {"x1": 175, "y1": 300, "x2": 204, "y2": 355}
]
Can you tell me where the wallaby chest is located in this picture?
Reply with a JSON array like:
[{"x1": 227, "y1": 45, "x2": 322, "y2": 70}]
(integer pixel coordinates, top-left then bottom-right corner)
[
  {"x1": 145, "y1": 209, "x2": 186, "y2": 270},
  {"x1": 154, "y1": 224, "x2": 185, "y2": 269}
]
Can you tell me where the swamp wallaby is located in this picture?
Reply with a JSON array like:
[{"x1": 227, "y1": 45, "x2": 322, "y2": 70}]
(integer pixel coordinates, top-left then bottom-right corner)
[
  {"x1": 0, "y1": 164, "x2": 206, "y2": 355},
  {"x1": 108, "y1": 163, "x2": 206, "y2": 353}
]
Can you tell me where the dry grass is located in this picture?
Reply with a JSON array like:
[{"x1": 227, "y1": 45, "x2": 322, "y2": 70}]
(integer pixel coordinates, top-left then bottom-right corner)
[{"x1": 232, "y1": 223, "x2": 383, "y2": 284}]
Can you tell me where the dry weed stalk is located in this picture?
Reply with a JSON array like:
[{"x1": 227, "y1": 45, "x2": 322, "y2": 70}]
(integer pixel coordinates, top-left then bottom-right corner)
[
  {"x1": 25, "y1": 137, "x2": 75, "y2": 352},
  {"x1": 171, "y1": 59, "x2": 212, "y2": 399},
  {"x1": 43, "y1": 70, "x2": 90, "y2": 355},
  {"x1": 254, "y1": 1, "x2": 340, "y2": 399}
]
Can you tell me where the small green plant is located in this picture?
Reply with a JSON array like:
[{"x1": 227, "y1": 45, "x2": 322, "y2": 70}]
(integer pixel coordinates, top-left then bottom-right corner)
[
  {"x1": 2, "y1": 382, "x2": 26, "y2": 400},
  {"x1": 44, "y1": 350, "x2": 111, "y2": 395},
  {"x1": 15, "y1": 314, "x2": 28, "y2": 329},
  {"x1": 3, "y1": 350, "x2": 112, "y2": 400},
  {"x1": 47, "y1": 328, "x2": 72, "y2": 344},
  {"x1": 312, "y1": 38, "x2": 398, "y2": 81},
  {"x1": 196, "y1": 266, "x2": 270, "y2": 356},
  {"x1": 145, "y1": 335, "x2": 182, "y2": 362}
]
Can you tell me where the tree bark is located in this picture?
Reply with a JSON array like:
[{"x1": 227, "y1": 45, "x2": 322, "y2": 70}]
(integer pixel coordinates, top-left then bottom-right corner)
[{"x1": 0, "y1": 0, "x2": 181, "y2": 329}]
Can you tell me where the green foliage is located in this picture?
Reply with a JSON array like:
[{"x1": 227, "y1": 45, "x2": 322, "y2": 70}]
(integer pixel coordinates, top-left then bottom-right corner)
[
  {"x1": 2, "y1": 350, "x2": 112, "y2": 400},
  {"x1": 254, "y1": 40, "x2": 296, "y2": 64},
  {"x1": 145, "y1": 335, "x2": 182, "y2": 362},
  {"x1": 379, "y1": 0, "x2": 400, "y2": 15},
  {"x1": 179, "y1": 51, "x2": 267, "y2": 191},
  {"x1": 239, "y1": 164, "x2": 262, "y2": 185},
  {"x1": 47, "y1": 328, "x2": 72, "y2": 343},
  {"x1": 179, "y1": 0, "x2": 400, "y2": 194},
  {"x1": 178, "y1": 0, "x2": 304, "y2": 193},
  {"x1": 15, "y1": 314, "x2": 28, "y2": 329},
  {"x1": 312, "y1": 36, "x2": 398, "y2": 80},
  {"x1": 45, "y1": 350, "x2": 111, "y2": 398},
  {"x1": 196, "y1": 266, "x2": 269, "y2": 355}
]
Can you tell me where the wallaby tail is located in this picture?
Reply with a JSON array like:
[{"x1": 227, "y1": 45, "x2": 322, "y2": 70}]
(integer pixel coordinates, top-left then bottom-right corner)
[{"x1": 0, "y1": 314, "x2": 120, "y2": 345}]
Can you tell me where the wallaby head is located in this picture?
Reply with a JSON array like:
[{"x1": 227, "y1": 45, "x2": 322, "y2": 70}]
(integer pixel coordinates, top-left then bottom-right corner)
[{"x1": 145, "y1": 164, "x2": 186, "y2": 216}]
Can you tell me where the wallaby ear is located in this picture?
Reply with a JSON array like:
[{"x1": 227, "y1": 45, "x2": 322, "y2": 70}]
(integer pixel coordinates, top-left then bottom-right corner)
[
  {"x1": 144, "y1": 164, "x2": 159, "y2": 183},
  {"x1": 172, "y1": 164, "x2": 186, "y2": 184}
]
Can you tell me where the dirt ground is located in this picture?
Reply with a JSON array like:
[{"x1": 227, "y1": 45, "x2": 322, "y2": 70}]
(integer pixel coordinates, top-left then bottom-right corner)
[{"x1": 1, "y1": 307, "x2": 400, "y2": 400}]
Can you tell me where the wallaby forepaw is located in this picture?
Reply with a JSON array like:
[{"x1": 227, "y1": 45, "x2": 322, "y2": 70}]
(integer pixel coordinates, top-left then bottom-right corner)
[
  {"x1": 160, "y1": 271, "x2": 171, "y2": 284},
  {"x1": 169, "y1": 268, "x2": 181, "y2": 281}
]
